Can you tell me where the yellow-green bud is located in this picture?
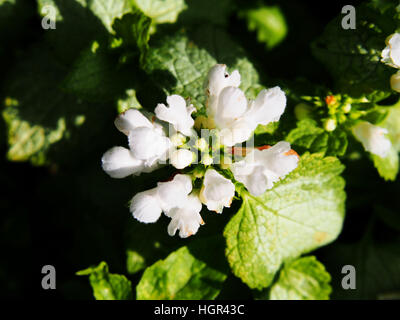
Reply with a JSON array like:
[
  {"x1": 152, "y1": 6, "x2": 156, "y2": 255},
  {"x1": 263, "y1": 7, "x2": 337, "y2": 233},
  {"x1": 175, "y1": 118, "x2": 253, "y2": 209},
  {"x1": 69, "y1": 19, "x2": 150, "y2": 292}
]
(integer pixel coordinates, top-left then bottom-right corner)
[
  {"x1": 342, "y1": 103, "x2": 352, "y2": 113},
  {"x1": 202, "y1": 154, "x2": 213, "y2": 166},
  {"x1": 170, "y1": 133, "x2": 186, "y2": 147},
  {"x1": 195, "y1": 138, "x2": 208, "y2": 151}
]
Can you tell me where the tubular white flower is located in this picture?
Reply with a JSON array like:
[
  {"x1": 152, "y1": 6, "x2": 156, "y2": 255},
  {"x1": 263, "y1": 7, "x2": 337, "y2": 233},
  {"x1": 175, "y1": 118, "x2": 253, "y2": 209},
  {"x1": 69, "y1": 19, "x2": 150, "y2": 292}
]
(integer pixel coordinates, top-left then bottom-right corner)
[
  {"x1": 381, "y1": 33, "x2": 400, "y2": 68},
  {"x1": 114, "y1": 109, "x2": 153, "y2": 135},
  {"x1": 130, "y1": 188, "x2": 162, "y2": 223},
  {"x1": 155, "y1": 95, "x2": 196, "y2": 136},
  {"x1": 245, "y1": 87, "x2": 287, "y2": 126},
  {"x1": 167, "y1": 194, "x2": 204, "y2": 238},
  {"x1": 128, "y1": 126, "x2": 172, "y2": 166},
  {"x1": 199, "y1": 169, "x2": 235, "y2": 213},
  {"x1": 130, "y1": 174, "x2": 193, "y2": 224},
  {"x1": 101, "y1": 146, "x2": 144, "y2": 178},
  {"x1": 156, "y1": 174, "x2": 193, "y2": 213},
  {"x1": 211, "y1": 85, "x2": 287, "y2": 146},
  {"x1": 231, "y1": 141, "x2": 299, "y2": 196},
  {"x1": 206, "y1": 64, "x2": 241, "y2": 115},
  {"x1": 170, "y1": 149, "x2": 194, "y2": 169},
  {"x1": 352, "y1": 121, "x2": 392, "y2": 158}
]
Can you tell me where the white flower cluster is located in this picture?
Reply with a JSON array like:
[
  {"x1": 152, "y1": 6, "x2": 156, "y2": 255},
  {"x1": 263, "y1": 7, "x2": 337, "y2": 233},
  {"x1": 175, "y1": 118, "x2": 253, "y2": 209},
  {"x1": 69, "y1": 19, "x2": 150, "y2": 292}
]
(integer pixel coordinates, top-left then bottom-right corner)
[{"x1": 101, "y1": 64, "x2": 299, "y2": 237}]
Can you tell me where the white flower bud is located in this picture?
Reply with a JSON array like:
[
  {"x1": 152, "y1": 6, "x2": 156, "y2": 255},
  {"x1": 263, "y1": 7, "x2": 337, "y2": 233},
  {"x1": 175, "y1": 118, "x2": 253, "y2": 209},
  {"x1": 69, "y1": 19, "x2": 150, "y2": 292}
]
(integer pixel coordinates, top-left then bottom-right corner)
[
  {"x1": 199, "y1": 169, "x2": 235, "y2": 213},
  {"x1": 170, "y1": 149, "x2": 194, "y2": 169},
  {"x1": 352, "y1": 121, "x2": 392, "y2": 158}
]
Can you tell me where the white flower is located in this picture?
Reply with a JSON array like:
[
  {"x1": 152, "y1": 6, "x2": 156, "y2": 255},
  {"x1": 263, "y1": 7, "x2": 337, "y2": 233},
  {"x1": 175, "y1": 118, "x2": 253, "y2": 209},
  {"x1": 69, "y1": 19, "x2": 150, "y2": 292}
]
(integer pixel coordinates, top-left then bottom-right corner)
[
  {"x1": 130, "y1": 188, "x2": 162, "y2": 223},
  {"x1": 170, "y1": 149, "x2": 194, "y2": 169},
  {"x1": 381, "y1": 33, "x2": 400, "y2": 68},
  {"x1": 130, "y1": 174, "x2": 193, "y2": 223},
  {"x1": 101, "y1": 146, "x2": 145, "y2": 178},
  {"x1": 103, "y1": 109, "x2": 172, "y2": 176},
  {"x1": 155, "y1": 95, "x2": 195, "y2": 136},
  {"x1": 352, "y1": 121, "x2": 392, "y2": 158},
  {"x1": 390, "y1": 70, "x2": 400, "y2": 92},
  {"x1": 212, "y1": 85, "x2": 287, "y2": 146},
  {"x1": 114, "y1": 109, "x2": 154, "y2": 136},
  {"x1": 206, "y1": 64, "x2": 241, "y2": 115},
  {"x1": 230, "y1": 141, "x2": 299, "y2": 196},
  {"x1": 128, "y1": 126, "x2": 171, "y2": 166},
  {"x1": 199, "y1": 169, "x2": 235, "y2": 213},
  {"x1": 167, "y1": 194, "x2": 204, "y2": 238},
  {"x1": 156, "y1": 174, "x2": 193, "y2": 213}
]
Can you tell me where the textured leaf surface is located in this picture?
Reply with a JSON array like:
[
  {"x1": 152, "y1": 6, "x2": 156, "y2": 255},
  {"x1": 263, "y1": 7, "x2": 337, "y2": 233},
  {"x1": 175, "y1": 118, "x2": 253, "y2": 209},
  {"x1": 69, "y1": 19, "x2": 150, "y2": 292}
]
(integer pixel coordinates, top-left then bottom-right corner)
[
  {"x1": 77, "y1": 261, "x2": 133, "y2": 300},
  {"x1": 134, "y1": 0, "x2": 186, "y2": 25},
  {"x1": 224, "y1": 153, "x2": 346, "y2": 289},
  {"x1": 312, "y1": 3, "x2": 396, "y2": 100},
  {"x1": 269, "y1": 256, "x2": 332, "y2": 300},
  {"x1": 144, "y1": 26, "x2": 260, "y2": 109},
  {"x1": 136, "y1": 237, "x2": 228, "y2": 300},
  {"x1": 286, "y1": 119, "x2": 348, "y2": 156}
]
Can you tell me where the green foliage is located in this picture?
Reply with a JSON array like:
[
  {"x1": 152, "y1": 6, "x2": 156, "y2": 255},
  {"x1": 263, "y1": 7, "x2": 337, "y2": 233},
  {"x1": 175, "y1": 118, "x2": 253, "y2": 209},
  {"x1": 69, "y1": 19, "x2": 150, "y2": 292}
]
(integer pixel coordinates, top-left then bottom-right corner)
[
  {"x1": 134, "y1": 0, "x2": 186, "y2": 27},
  {"x1": 239, "y1": 5, "x2": 288, "y2": 49},
  {"x1": 224, "y1": 153, "x2": 345, "y2": 289},
  {"x1": 269, "y1": 256, "x2": 332, "y2": 300},
  {"x1": 136, "y1": 237, "x2": 228, "y2": 299},
  {"x1": 286, "y1": 119, "x2": 348, "y2": 156},
  {"x1": 77, "y1": 261, "x2": 133, "y2": 300},
  {"x1": 312, "y1": 2, "x2": 398, "y2": 100}
]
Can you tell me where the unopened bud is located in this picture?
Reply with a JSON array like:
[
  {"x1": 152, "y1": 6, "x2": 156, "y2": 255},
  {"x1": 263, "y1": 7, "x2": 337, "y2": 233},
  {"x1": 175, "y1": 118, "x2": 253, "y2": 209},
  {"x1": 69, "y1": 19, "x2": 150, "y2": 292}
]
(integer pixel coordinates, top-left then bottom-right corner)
[
  {"x1": 323, "y1": 118, "x2": 337, "y2": 132},
  {"x1": 202, "y1": 154, "x2": 213, "y2": 166}
]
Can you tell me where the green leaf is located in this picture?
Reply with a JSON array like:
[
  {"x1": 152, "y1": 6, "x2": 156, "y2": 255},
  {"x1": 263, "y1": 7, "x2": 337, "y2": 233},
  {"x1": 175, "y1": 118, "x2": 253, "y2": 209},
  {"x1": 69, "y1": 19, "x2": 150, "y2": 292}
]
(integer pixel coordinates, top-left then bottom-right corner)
[
  {"x1": 136, "y1": 237, "x2": 228, "y2": 300},
  {"x1": 1, "y1": 46, "x2": 113, "y2": 165},
  {"x1": 239, "y1": 5, "x2": 287, "y2": 49},
  {"x1": 286, "y1": 119, "x2": 348, "y2": 156},
  {"x1": 144, "y1": 26, "x2": 260, "y2": 109},
  {"x1": 269, "y1": 256, "x2": 332, "y2": 300},
  {"x1": 77, "y1": 261, "x2": 133, "y2": 300},
  {"x1": 133, "y1": 0, "x2": 187, "y2": 25},
  {"x1": 112, "y1": 9, "x2": 151, "y2": 61},
  {"x1": 224, "y1": 153, "x2": 346, "y2": 289},
  {"x1": 311, "y1": 3, "x2": 396, "y2": 100},
  {"x1": 62, "y1": 42, "x2": 132, "y2": 101}
]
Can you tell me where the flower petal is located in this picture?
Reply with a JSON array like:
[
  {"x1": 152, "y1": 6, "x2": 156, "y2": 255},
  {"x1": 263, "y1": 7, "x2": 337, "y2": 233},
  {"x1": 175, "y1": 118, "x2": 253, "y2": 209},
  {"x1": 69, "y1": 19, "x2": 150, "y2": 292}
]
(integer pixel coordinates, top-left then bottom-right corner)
[
  {"x1": 353, "y1": 121, "x2": 392, "y2": 158},
  {"x1": 114, "y1": 109, "x2": 153, "y2": 135},
  {"x1": 155, "y1": 95, "x2": 195, "y2": 136},
  {"x1": 157, "y1": 174, "x2": 193, "y2": 213},
  {"x1": 170, "y1": 149, "x2": 194, "y2": 169},
  {"x1": 101, "y1": 146, "x2": 144, "y2": 178},
  {"x1": 245, "y1": 87, "x2": 286, "y2": 127},
  {"x1": 130, "y1": 188, "x2": 162, "y2": 223},
  {"x1": 200, "y1": 169, "x2": 235, "y2": 213}
]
